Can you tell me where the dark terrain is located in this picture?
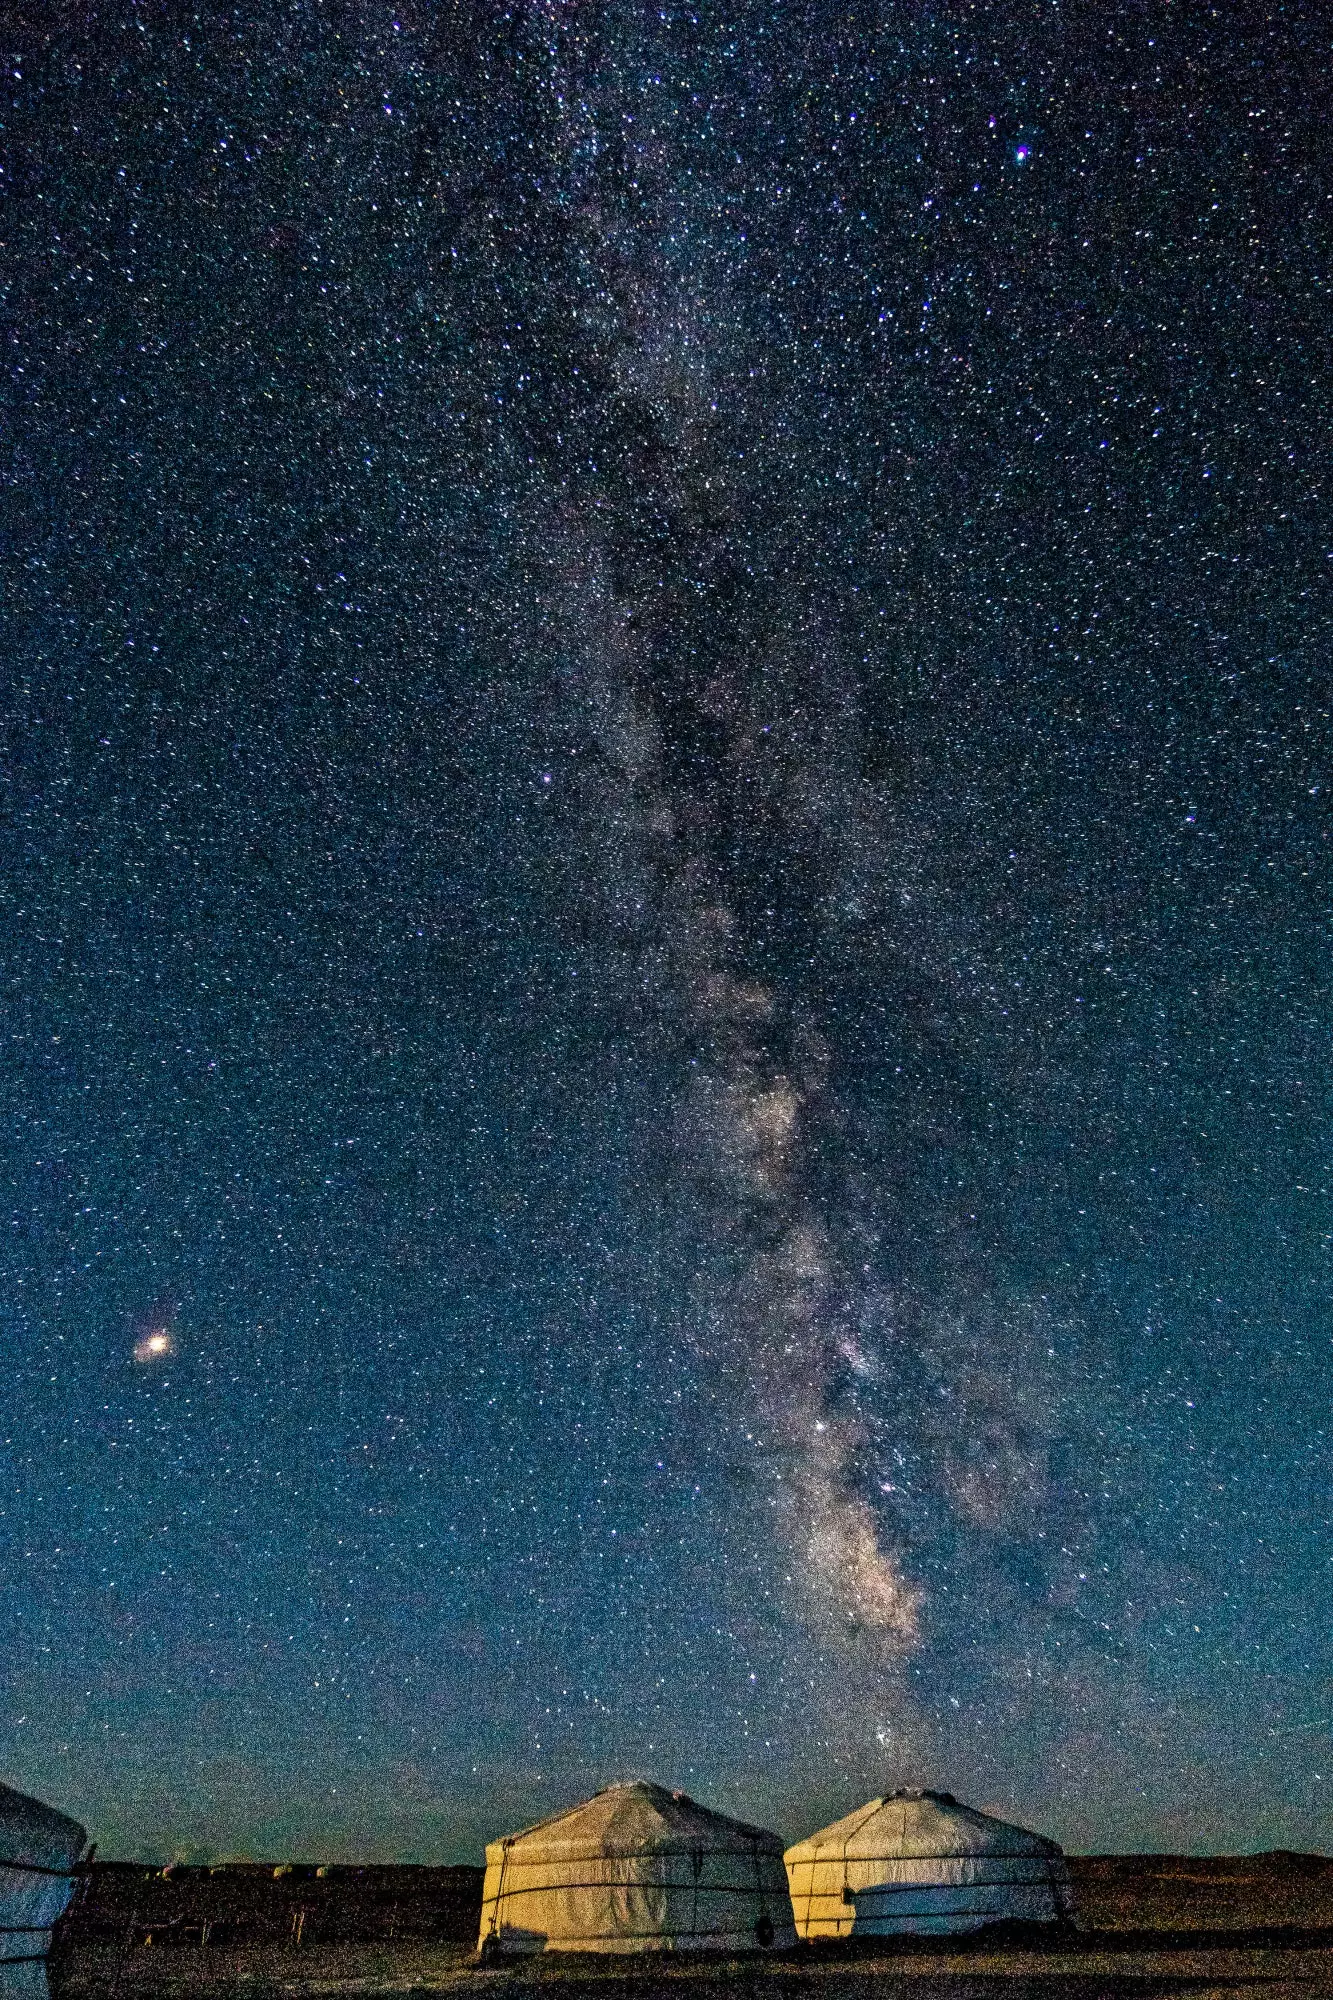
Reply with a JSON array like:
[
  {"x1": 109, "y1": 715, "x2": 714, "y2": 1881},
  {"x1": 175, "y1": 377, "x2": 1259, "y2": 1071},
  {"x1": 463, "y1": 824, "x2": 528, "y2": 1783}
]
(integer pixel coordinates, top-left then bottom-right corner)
[{"x1": 50, "y1": 1853, "x2": 1333, "y2": 2000}]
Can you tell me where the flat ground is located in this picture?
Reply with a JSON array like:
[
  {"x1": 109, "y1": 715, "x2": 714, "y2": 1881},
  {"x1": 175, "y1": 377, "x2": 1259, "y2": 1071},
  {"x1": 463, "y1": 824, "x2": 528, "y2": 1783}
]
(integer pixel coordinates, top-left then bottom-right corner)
[{"x1": 51, "y1": 1856, "x2": 1333, "y2": 2000}]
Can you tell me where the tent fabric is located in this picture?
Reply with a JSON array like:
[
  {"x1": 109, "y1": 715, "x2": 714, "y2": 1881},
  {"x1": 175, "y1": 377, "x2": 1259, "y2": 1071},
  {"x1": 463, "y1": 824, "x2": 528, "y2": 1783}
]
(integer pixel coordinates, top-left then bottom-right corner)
[
  {"x1": 478, "y1": 1781, "x2": 797, "y2": 1955},
  {"x1": 784, "y1": 1789, "x2": 1074, "y2": 1938},
  {"x1": 0, "y1": 1783, "x2": 87, "y2": 2000}
]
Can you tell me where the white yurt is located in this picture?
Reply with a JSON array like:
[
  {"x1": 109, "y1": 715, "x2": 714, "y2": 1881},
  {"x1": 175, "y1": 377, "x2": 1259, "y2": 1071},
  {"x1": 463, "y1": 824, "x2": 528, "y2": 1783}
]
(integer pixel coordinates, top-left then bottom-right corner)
[
  {"x1": 478, "y1": 1780, "x2": 797, "y2": 1956},
  {"x1": 0, "y1": 1782, "x2": 87, "y2": 2000},
  {"x1": 784, "y1": 1789, "x2": 1074, "y2": 1939}
]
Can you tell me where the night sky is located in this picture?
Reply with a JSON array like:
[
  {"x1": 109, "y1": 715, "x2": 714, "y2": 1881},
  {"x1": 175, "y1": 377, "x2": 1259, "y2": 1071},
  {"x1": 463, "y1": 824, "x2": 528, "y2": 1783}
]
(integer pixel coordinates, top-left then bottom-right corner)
[{"x1": 2, "y1": 0, "x2": 1330, "y2": 1865}]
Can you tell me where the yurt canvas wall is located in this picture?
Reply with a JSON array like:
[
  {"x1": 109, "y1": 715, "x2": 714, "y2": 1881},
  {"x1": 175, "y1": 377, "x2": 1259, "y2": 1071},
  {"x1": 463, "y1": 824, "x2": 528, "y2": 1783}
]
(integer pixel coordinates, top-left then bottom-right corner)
[
  {"x1": 784, "y1": 1789, "x2": 1073, "y2": 1939},
  {"x1": 0, "y1": 1784, "x2": 87, "y2": 2000},
  {"x1": 479, "y1": 1781, "x2": 797, "y2": 1955}
]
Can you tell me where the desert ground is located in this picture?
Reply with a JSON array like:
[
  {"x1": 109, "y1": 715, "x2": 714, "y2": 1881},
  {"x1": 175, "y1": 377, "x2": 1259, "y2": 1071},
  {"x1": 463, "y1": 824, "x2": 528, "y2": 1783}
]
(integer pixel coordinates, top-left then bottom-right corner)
[{"x1": 51, "y1": 1854, "x2": 1333, "y2": 2000}]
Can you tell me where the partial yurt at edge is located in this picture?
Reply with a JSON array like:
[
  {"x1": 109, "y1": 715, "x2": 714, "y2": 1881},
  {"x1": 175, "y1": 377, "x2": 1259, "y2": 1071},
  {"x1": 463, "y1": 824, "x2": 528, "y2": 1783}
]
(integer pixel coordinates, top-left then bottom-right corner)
[
  {"x1": 0, "y1": 1782, "x2": 87, "y2": 2000},
  {"x1": 784, "y1": 1789, "x2": 1074, "y2": 1939},
  {"x1": 478, "y1": 1781, "x2": 797, "y2": 1956}
]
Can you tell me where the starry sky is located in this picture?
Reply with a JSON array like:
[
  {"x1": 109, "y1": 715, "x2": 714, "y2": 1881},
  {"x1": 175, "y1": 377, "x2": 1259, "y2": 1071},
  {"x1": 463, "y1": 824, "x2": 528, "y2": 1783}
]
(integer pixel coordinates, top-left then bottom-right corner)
[{"x1": 2, "y1": 0, "x2": 1330, "y2": 1865}]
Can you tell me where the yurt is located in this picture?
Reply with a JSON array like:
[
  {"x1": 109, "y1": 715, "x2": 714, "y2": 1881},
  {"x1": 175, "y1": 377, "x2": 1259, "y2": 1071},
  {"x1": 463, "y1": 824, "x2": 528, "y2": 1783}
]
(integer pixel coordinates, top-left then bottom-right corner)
[
  {"x1": 478, "y1": 1781, "x2": 797, "y2": 1956},
  {"x1": 0, "y1": 1782, "x2": 87, "y2": 2000},
  {"x1": 784, "y1": 1789, "x2": 1074, "y2": 1938}
]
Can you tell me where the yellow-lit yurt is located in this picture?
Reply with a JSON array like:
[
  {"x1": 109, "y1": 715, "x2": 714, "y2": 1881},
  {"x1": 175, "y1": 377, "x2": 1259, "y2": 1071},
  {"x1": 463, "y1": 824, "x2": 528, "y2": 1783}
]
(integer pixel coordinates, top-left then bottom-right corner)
[
  {"x1": 784, "y1": 1788, "x2": 1073, "y2": 1938},
  {"x1": 478, "y1": 1780, "x2": 797, "y2": 1956},
  {"x1": 0, "y1": 1782, "x2": 87, "y2": 2000}
]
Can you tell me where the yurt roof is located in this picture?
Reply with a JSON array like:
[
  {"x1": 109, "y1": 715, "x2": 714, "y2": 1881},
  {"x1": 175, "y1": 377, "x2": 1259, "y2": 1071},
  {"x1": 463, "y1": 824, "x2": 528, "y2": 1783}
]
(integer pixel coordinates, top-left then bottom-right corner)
[
  {"x1": 0, "y1": 1782, "x2": 87, "y2": 1871},
  {"x1": 486, "y1": 1782, "x2": 784, "y2": 1865},
  {"x1": 786, "y1": 1790, "x2": 1063, "y2": 1863}
]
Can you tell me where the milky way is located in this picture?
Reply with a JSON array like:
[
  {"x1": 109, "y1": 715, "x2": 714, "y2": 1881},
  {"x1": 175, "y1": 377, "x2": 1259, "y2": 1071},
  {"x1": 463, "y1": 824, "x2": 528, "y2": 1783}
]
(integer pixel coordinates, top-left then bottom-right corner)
[{"x1": 2, "y1": 0, "x2": 1329, "y2": 1861}]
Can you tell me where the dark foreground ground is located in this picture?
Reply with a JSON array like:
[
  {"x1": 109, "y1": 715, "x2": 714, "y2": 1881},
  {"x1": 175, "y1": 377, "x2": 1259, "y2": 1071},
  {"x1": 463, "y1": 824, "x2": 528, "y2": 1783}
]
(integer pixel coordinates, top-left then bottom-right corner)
[{"x1": 51, "y1": 1854, "x2": 1333, "y2": 2000}]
